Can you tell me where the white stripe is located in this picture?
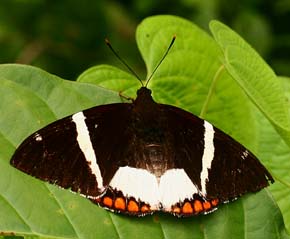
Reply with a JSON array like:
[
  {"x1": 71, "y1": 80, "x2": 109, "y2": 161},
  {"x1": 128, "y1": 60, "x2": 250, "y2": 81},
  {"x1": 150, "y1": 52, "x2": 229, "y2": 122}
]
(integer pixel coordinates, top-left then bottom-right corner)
[
  {"x1": 72, "y1": 112, "x2": 104, "y2": 190},
  {"x1": 159, "y1": 169, "x2": 199, "y2": 210},
  {"x1": 109, "y1": 167, "x2": 199, "y2": 210},
  {"x1": 200, "y1": 120, "x2": 215, "y2": 195},
  {"x1": 109, "y1": 166, "x2": 160, "y2": 210}
]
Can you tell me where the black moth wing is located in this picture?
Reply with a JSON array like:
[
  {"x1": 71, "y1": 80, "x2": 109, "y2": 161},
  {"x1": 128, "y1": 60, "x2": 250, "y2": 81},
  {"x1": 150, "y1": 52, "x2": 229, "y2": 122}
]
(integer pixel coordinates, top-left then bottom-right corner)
[
  {"x1": 160, "y1": 104, "x2": 274, "y2": 202},
  {"x1": 10, "y1": 103, "x2": 132, "y2": 198},
  {"x1": 10, "y1": 83, "x2": 274, "y2": 214}
]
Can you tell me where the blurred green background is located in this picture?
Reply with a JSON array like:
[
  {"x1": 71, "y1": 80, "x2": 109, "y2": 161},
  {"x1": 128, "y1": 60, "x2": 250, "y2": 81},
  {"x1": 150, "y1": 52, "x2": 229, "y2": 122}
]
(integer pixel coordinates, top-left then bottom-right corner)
[{"x1": 0, "y1": 0, "x2": 289, "y2": 80}]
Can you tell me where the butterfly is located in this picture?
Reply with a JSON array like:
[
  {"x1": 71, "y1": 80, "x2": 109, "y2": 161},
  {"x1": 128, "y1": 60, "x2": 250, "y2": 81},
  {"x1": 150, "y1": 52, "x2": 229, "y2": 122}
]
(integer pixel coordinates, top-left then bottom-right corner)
[{"x1": 10, "y1": 37, "x2": 274, "y2": 217}]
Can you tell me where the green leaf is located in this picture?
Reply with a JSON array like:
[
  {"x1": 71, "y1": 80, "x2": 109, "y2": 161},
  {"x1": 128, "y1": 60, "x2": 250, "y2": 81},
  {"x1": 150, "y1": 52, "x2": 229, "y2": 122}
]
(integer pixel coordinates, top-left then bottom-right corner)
[
  {"x1": 0, "y1": 64, "x2": 122, "y2": 239},
  {"x1": 256, "y1": 76, "x2": 290, "y2": 233},
  {"x1": 0, "y1": 15, "x2": 289, "y2": 238},
  {"x1": 77, "y1": 65, "x2": 140, "y2": 98},
  {"x1": 209, "y1": 20, "x2": 290, "y2": 147}
]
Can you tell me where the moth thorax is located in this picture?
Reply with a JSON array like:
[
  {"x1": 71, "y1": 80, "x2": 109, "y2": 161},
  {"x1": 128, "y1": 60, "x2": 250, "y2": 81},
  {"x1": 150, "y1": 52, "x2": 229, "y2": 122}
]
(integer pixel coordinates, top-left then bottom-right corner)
[{"x1": 143, "y1": 143, "x2": 170, "y2": 178}]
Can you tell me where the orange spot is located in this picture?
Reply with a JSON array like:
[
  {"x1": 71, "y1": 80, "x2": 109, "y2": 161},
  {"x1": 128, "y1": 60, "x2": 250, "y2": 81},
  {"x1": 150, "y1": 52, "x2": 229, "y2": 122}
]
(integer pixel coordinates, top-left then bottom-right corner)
[
  {"x1": 141, "y1": 205, "x2": 150, "y2": 213},
  {"x1": 182, "y1": 202, "x2": 193, "y2": 214},
  {"x1": 103, "y1": 197, "x2": 113, "y2": 207},
  {"x1": 114, "y1": 197, "x2": 126, "y2": 210},
  {"x1": 128, "y1": 200, "x2": 139, "y2": 212},
  {"x1": 203, "y1": 201, "x2": 211, "y2": 210},
  {"x1": 193, "y1": 200, "x2": 203, "y2": 213},
  {"x1": 211, "y1": 199, "x2": 219, "y2": 207},
  {"x1": 172, "y1": 206, "x2": 181, "y2": 214}
]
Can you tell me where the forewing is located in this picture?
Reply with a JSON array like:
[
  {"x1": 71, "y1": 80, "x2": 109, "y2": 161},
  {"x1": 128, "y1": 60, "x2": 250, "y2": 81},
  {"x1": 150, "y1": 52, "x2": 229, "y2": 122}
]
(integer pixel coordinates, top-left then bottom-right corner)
[
  {"x1": 162, "y1": 104, "x2": 274, "y2": 202},
  {"x1": 10, "y1": 103, "x2": 132, "y2": 198},
  {"x1": 206, "y1": 127, "x2": 274, "y2": 200}
]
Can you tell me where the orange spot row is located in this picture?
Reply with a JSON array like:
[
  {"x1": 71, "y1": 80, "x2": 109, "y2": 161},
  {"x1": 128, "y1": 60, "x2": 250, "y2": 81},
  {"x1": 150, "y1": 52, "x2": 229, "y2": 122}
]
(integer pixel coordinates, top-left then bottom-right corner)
[
  {"x1": 172, "y1": 198, "x2": 219, "y2": 215},
  {"x1": 99, "y1": 196, "x2": 151, "y2": 214}
]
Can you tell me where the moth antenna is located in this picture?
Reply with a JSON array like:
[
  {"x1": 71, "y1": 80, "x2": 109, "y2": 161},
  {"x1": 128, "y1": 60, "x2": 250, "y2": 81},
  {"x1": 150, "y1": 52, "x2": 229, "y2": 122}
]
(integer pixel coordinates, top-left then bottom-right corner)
[
  {"x1": 145, "y1": 35, "x2": 176, "y2": 87},
  {"x1": 105, "y1": 38, "x2": 144, "y2": 86}
]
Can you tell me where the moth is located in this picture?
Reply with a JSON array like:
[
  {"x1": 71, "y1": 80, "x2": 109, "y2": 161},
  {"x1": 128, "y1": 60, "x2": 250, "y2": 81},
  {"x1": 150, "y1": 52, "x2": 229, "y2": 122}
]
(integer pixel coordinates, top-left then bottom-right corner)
[{"x1": 11, "y1": 37, "x2": 274, "y2": 217}]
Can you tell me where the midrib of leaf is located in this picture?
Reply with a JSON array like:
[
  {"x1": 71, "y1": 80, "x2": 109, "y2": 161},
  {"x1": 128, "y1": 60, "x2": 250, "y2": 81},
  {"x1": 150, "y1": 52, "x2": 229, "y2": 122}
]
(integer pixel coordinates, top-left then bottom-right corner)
[
  {"x1": 18, "y1": 232, "x2": 77, "y2": 239},
  {"x1": 157, "y1": 218, "x2": 167, "y2": 239},
  {"x1": 272, "y1": 173, "x2": 290, "y2": 188},
  {"x1": 265, "y1": 190, "x2": 283, "y2": 239},
  {"x1": 0, "y1": 193, "x2": 31, "y2": 232},
  {"x1": 45, "y1": 186, "x2": 79, "y2": 239},
  {"x1": 199, "y1": 64, "x2": 225, "y2": 118},
  {"x1": 202, "y1": 222, "x2": 208, "y2": 239},
  {"x1": 108, "y1": 212, "x2": 121, "y2": 239}
]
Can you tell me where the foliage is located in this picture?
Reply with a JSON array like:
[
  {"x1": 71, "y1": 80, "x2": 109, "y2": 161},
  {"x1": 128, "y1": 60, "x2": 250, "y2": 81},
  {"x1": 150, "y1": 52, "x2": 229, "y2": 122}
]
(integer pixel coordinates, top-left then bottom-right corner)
[
  {"x1": 0, "y1": 1, "x2": 290, "y2": 80},
  {"x1": 0, "y1": 15, "x2": 289, "y2": 238}
]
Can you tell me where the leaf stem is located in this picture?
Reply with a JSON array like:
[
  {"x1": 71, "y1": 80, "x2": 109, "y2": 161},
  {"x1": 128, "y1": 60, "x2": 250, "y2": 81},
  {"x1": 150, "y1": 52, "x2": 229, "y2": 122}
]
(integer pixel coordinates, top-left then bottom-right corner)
[{"x1": 199, "y1": 64, "x2": 225, "y2": 118}]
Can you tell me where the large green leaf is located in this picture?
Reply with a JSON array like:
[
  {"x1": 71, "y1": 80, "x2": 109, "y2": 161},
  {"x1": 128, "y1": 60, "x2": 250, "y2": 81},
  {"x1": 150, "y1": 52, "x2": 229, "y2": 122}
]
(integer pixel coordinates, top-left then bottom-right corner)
[
  {"x1": 209, "y1": 21, "x2": 290, "y2": 232},
  {"x1": 209, "y1": 20, "x2": 290, "y2": 147},
  {"x1": 256, "y1": 76, "x2": 290, "y2": 233},
  {"x1": 0, "y1": 15, "x2": 289, "y2": 238}
]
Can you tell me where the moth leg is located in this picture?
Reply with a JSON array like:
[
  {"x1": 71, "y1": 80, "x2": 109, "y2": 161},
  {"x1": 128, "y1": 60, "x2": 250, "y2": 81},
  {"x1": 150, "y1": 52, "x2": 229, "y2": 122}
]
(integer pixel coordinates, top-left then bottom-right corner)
[{"x1": 119, "y1": 91, "x2": 134, "y2": 102}]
